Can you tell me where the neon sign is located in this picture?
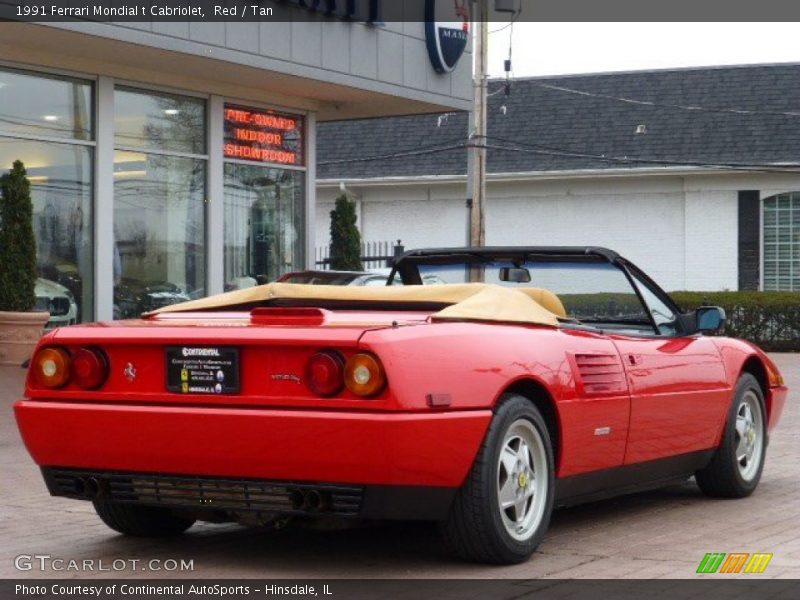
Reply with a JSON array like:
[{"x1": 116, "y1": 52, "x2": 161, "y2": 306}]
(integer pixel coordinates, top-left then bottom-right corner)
[{"x1": 224, "y1": 104, "x2": 304, "y2": 166}]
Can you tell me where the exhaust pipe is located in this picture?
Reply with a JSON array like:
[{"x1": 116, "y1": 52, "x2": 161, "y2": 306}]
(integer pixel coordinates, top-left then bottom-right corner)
[
  {"x1": 305, "y1": 490, "x2": 321, "y2": 511},
  {"x1": 289, "y1": 489, "x2": 305, "y2": 510},
  {"x1": 76, "y1": 477, "x2": 101, "y2": 498},
  {"x1": 287, "y1": 488, "x2": 327, "y2": 513},
  {"x1": 85, "y1": 477, "x2": 100, "y2": 498}
]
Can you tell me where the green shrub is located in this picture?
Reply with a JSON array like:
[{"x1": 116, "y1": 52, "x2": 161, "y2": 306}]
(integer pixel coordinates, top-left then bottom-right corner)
[
  {"x1": 329, "y1": 194, "x2": 363, "y2": 271},
  {"x1": 558, "y1": 290, "x2": 800, "y2": 351},
  {"x1": 559, "y1": 293, "x2": 645, "y2": 320},
  {"x1": 0, "y1": 161, "x2": 37, "y2": 312},
  {"x1": 671, "y1": 291, "x2": 800, "y2": 352}
]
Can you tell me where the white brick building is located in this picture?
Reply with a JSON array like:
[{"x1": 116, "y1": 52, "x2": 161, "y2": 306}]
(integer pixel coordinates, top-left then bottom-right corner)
[{"x1": 316, "y1": 65, "x2": 800, "y2": 292}]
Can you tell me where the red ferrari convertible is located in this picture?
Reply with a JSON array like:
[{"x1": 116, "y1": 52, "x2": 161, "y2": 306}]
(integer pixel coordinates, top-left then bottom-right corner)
[{"x1": 15, "y1": 247, "x2": 787, "y2": 564}]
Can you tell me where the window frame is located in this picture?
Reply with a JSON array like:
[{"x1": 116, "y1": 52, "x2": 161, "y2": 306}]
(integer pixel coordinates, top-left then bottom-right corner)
[
  {"x1": 621, "y1": 261, "x2": 684, "y2": 337},
  {"x1": 221, "y1": 97, "x2": 310, "y2": 287},
  {"x1": 762, "y1": 192, "x2": 799, "y2": 292},
  {"x1": 0, "y1": 63, "x2": 97, "y2": 322},
  {"x1": 393, "y1": 250, "x2": 689, "y2": 338},
  {"x1": 0, "y1": 63, "x2": 96, "y2": 144},
  {"x1": 111, "y1": 84, "x2": 210, "y2": 310}
]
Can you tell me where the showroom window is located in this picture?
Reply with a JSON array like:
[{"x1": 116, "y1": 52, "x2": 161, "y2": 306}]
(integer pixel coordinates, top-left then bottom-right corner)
[
  {"x1": 0, "y1": 67, "x2": 94, "y2": 325},
  {"x1": 113, "y1": 87, "x2": 207, "y2": 318},
  {"x1": 223, "y1": 104, "x2": 306, "y2": 289},
  {"x1": 763, "y1": 193, "x2": 800, "y2": 291}
]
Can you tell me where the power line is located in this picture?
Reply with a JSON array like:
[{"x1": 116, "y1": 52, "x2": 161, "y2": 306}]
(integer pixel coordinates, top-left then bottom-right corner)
[
  {"x1": 316, "y1": 135, "x2": 800, "y2": 174},
  {"x1": 318, "y1": 140, "x2": 466, "y2": 167},
  {"x1": 534, "y1": 82, "x2": 800, "y2": 119},
  {"x1": 316, "y1": 136, "x2": 800, "y2": 175},
  {"x1": 483, "y1": 136, "x2": 800, "y2": 174},
  {"x1": 488, "y1": 8, "x2": 521, "y2": 35},
  {"x1": 318, "y1": 136, "x2": 800, "y2": 174}
]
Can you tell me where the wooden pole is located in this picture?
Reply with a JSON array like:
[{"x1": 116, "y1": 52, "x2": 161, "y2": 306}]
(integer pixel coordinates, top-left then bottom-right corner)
[{"x1": 469, "y1": 0, "x2": 488, "y2": 250}]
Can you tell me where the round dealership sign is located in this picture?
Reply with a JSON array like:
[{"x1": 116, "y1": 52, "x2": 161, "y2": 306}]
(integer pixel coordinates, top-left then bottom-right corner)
[{"x1": 425, "y1": 0, "x2": 471, "y2": 74}]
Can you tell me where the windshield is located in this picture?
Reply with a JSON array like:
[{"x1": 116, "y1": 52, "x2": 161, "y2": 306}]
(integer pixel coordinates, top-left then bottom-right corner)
[{"x1": 407, "y1": 259, "x2": 657, "y2": 332}]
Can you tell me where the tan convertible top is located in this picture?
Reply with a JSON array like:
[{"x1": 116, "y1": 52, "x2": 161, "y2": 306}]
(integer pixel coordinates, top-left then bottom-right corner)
[{"x1": 145, "y1": 282, "x2": 560, "y2": 327}]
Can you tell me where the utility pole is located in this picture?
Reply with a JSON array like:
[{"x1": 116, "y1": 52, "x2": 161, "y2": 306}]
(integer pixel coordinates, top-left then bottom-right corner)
[{"x1": 469, "y1": 0, "x2": 488, "y2": 249}]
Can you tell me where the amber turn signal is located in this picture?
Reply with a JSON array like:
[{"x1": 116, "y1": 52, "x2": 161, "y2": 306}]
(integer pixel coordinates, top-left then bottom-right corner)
[
  {"x1": 767, "y1": 364, "x2": 784, "y2": 387},
  {"x1": 344, "y1": 352, "x2": 386, "y2": 397},
  {"x1": 32, "y1": 347, "x2": 71, "y2": 389}
]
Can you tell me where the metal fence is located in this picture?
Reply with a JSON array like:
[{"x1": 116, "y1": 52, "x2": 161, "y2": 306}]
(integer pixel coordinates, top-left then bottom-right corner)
[{"x1": 315, "y1": 240, "x2": 404, "y2": 271}]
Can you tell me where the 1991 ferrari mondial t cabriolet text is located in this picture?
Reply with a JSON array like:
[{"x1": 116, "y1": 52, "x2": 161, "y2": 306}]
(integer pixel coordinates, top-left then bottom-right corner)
[{"x1": 14, "y1": 247, "x2": 787, "y2": 564}]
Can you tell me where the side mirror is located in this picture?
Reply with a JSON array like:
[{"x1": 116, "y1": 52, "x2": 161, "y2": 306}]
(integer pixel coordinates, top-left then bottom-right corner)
[
  {"x1": 695, "y1": 306, "x2": 726, "y2": 333},
  {"x1": 499, "y1": 267, "x2": 531, "y2": 283}
]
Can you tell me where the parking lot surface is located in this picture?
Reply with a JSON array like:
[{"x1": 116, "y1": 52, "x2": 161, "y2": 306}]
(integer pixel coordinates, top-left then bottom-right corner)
[{"x1": 1, "y1": 355, "x2": 797, "y2": 579}]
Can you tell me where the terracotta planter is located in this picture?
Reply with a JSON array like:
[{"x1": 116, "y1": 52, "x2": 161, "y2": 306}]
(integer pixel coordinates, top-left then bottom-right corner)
[{"x1": 0, "y1": 311, "x2": 50, "y2": 366}]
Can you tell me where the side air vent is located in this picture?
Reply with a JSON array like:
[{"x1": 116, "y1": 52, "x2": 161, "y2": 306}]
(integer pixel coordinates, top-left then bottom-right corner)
[{"x1": 572, "y1": 353, "x2": 628, "y2": 396}]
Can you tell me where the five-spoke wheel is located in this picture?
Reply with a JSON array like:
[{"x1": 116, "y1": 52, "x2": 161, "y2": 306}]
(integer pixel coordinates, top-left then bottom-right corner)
[
  {"x1": 497, "y1": 419, "x2": 549, "y2": 542},
  {"x1": 696, "y1": 373, "x2": 767, "y2": 498},
  {"x1": 734, "y1": 389, "x2": 764, "y2": 482},
  {"x1": 442, "y1": 394, "x2": 554, "y2": 564}
]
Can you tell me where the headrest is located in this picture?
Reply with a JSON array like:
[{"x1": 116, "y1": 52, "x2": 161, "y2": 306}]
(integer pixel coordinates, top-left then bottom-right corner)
[{"x1": 515, "y1": 288, "x2": 567, "y2": 318}]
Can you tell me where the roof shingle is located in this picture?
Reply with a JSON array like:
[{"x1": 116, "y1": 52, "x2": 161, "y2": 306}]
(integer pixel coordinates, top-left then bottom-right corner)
[{"x1": 317, "y1": 64, "x2": 800, "y2": 179}]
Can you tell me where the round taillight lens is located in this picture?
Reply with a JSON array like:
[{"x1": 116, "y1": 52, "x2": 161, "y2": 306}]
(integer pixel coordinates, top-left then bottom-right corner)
[
  {"x1": 306, "y1": 351, "x2": 345, "y2": 397},
  {"x1": 344, "y1": 353, "x2": 386, "y2": 398},
  {"x1": 72, "y1": 347, "x2": 109, "y2": 390},
  {"x1": 32, "y1": 347, "x2": 71, "y2": 389}
]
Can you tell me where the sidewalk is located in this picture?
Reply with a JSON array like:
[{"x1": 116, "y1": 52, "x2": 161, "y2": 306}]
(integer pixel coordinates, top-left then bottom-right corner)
[{"x1": 1, "y1": 355, "x2": 797, "y2": 579}]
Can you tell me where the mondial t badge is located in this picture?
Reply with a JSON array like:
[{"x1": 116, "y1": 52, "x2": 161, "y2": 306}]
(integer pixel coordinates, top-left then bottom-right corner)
[
  {"x1": 271, "y1": 374, "x2": 301, "y2": 384},
  {"x1": 124, "y1": 362, "x2": 137, "y2": 382}
]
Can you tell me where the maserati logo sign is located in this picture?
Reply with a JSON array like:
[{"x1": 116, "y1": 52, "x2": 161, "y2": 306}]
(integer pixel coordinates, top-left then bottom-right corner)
[{"x1": 425, "y1": 0, "x2": 471, "y2": 74}]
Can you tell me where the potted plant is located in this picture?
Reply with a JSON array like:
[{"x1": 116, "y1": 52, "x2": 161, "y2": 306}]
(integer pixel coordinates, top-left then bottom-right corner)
[{"x1": 0, "y1": 160, "x2": 49, "y2": 365}]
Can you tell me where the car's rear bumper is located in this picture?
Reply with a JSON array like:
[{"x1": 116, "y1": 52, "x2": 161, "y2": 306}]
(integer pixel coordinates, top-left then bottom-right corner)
[
  {"x1": 15, "y1": 400, "x2": 491, "y2": 519},
  {"x1": 40, "y1": 467, "x2": 459, "y2": 520}
]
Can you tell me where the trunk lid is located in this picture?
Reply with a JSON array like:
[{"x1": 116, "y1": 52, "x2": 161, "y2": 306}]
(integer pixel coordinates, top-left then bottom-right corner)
[{"x1": 27, "y1": 308, "x2": 431, "y2": 410}]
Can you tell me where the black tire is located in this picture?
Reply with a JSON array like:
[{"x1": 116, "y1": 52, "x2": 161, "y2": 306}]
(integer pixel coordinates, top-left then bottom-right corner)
[
  {"x1": 441, "y1": 394, "x2": 555, "y2": 564},
  {"x1": 93, "y1": 501, "x2": 195, "y2": 537},
  {"x1": 695, "y1": 373, "x2": 767, "y2": 498}
]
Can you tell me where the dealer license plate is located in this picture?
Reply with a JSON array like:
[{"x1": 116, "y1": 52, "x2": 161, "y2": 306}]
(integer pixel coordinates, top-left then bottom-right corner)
[{"x1": 166, "y1": 346, "x2": 240, "y2": 395}]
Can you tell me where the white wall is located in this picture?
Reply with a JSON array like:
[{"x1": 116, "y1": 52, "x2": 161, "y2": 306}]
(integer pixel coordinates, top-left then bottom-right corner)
[
  {"x1": 317, "y1": 172, "x2": 800, "y2": 291},
  {"x1": 486, "y1": 190, "x2": 689, "y2": 290},
  {"x1": 316, "y1": 185, "x2": 467, "y2": 257},
  {"x1": 683, "y1": 190, "x2": 738, "y2": 291}
]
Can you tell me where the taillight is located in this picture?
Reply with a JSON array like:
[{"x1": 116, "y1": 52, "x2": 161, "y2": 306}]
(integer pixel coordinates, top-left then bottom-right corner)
[
  {"x1": 32, "y1": 347, "x2": 71, "y2": 389},
  {"x1": 72, "y1": 347, "x2": 109, "y2": 389},
  {"x1": 344, "y1": 352, "x2": 386, "y2": 398},
  {"x1": 306, "y1": 350, "x2": 345, "y2": 397}
]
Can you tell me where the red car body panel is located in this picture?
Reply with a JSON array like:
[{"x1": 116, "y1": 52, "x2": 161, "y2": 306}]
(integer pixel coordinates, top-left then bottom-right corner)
[
  {"x1": 610, "y1": 335, "x2": 731, "y2": 464},
  {"x1": 359, "y1": 322, "x2": 634, "y2": 477},
  {"x1": 15, "y1": 401, "x2": 490, "y2": 487},
  {"x1": 711, "y1": 337, "x2": 788, "y2": 433},
  {"x1": 14, "y1": 306, "x2": 787, "y2": 513}
]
